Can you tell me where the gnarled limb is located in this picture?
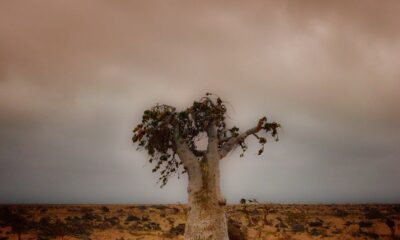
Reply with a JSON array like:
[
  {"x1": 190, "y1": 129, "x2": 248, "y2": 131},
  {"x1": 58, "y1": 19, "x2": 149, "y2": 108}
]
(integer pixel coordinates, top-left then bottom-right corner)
[
  {"x1": 173, "y1": 127, "x2": 203, "y2": 196},
  {"x1": 219, "y1": 126, "x2": 261, "y2": 158},
  {"x1": 219, "y1": 117, "x2": 267, "y2": 158},
  {"x1": 174, "y1": 128, "x2": 200, "y2": 175}
]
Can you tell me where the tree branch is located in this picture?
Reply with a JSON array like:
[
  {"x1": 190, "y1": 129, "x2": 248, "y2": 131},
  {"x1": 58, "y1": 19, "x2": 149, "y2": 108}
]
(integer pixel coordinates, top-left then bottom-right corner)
[
  {"x1": 218, "y1": 117, "x2": 268, "y2": 158},
  {"x1": 219, "y1": 126, "x2": 261, "y2": 158},
  {"x1": 174, "y1": 127, "x2": 200, "y2": 175}
]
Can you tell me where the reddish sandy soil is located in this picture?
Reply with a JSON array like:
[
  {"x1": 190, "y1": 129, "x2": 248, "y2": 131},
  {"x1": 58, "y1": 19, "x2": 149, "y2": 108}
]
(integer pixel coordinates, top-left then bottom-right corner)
[{"x1": 0, "y1": 204, "x2": 399, "y2": 239}]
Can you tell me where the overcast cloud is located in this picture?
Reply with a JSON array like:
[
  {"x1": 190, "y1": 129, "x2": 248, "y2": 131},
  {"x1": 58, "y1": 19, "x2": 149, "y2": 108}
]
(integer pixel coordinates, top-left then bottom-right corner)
[{"x1": 1, "y1": 1, "x2": 399, "y2": 204}]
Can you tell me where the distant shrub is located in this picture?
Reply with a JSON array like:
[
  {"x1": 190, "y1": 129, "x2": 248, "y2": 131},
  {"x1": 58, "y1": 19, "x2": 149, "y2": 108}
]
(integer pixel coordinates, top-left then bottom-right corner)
[
  {"x1": 0, "y1": 207, "x2": 35, "y2": 239},
  {"x1": 333, "y1": 208, "x2": 348, "y2": 217},
  {"x1": 332, "y1": 229, "x2": 343, "y2": 234},
  {"x1": 168, "y1": 223, "x2": 185, "y2": 236},
  {"x1": 393, "y1": 206, "x2": 400, "y2": 213},
  {"x1": 137, "y1": 206, "x2": 146, "y2": 211},
  {"x1": 64, "y1": 216, "x2": 80, "y2": 223},
  {"x1": 143, "y1": 222, "x2": 160, "y2": 231},
  {"x1": 345, "y1": 221, "x2": 353, "y2": 226},
  {"x1": 359, "y1": 221, "x2": 373, "y2": 228},
  {"x1": 360, "y1": 231, "x2": 379, "y2": 239},
  {"x1": 385, "y1": 218, "x2": 395, "y2": 230},
  {"x1": 152, "y1": 205, "x2": 167, "y2": 210},
  {"x1": 67, "y1": 208, "x2": 80, "y2": 212},
  {"x1": 309, "y1": 228, "x2": 326, "y2": 236},
  {"x1": 125, "y1": 215, "x2": 140, "y2": 222},
  {"x1": 291, "y1": 224, "x2": 305, "y2": 233},
  {"x1": 104, "y1": 216, "x2": 119, "y2": 226},
  {"x1": 308, "y1": 219, "x2": 323, "y2": 227},
  {"x1": 169, "y1": 207, "x2": 180, "y2": 214},
  {"x1": 275, "y1": 222, "x2": 288, "y2": 229},
  {"x1": 80, "y1": 207, "x2": 94, "y2": 213},
  {"x1": 39, "y1": 208, "x2": 48, "y2": 214},
  {"x1": 38, "y1": 219, "x2": 68, "y2": 240},
  {"x1": 365, "y1": 208, "x2": 383, "y2": 219},
  {"x1": 82, "y1": 212, "x2": 101, "y2": 221},
  {"x1": 101, "y1": 206, "x2": 110, "y2": 212},
  {"x1": 39, "y1": 218, "x2": 92, "y2": 239}
]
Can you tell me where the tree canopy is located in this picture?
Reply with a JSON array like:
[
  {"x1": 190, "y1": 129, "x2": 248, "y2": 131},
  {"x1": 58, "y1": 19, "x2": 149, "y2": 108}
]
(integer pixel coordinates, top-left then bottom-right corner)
[{"x1": 132, "y1": 93, "x2": 280, "y2": 187}]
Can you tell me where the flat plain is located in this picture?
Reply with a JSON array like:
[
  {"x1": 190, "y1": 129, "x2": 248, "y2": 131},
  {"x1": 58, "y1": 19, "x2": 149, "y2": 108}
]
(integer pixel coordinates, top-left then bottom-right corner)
[{"x1": 0, "y1": 204, "x2": 399, "y2": 239}]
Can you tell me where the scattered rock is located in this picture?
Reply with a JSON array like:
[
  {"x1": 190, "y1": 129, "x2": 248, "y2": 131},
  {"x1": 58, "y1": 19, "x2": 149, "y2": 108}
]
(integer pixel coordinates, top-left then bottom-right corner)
[
  {"x1": 291, "y1": 224, "x2": 305, "y2": 233},
  {"x1": 125, "y1": 215, "x2": 140, "y2": 222}
]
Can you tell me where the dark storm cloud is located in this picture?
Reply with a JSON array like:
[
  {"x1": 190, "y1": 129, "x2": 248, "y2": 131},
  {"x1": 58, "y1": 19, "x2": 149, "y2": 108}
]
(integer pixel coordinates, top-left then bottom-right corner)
[{"x1": 0, "y1": 1, "x2": 399, "y2": 203}]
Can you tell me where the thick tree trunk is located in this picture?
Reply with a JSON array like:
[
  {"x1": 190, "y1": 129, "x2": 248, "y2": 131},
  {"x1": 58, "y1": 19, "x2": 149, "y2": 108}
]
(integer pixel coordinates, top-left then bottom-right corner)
[{"x1": 184, "y1": 156, "x2": 229, "y2": 240}]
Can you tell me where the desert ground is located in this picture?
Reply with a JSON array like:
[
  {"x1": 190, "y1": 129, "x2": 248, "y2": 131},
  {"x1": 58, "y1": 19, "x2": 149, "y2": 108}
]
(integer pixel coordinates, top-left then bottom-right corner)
[{"x1": 0, "y1": 204, "x2": 399, "y2": 240}]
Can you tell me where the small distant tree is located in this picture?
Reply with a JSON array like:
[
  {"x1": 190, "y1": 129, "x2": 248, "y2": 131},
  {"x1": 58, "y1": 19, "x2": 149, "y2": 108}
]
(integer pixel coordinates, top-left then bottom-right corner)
[
  {"x1": 38, "y1": 219, "x2": 68, "y2": 240},
  {"x1": 0, "y1": 207, "x2": 35, "y2": 240},
  {"x1": 132, "y1": 93, "x2": 280, "y2": 240}
]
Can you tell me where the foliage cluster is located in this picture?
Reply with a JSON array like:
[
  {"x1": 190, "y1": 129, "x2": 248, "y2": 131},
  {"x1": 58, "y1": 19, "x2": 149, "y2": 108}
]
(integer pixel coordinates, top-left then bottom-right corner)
[{"x1": 132, "y1": 93, "x2": 280, "y2": 186}]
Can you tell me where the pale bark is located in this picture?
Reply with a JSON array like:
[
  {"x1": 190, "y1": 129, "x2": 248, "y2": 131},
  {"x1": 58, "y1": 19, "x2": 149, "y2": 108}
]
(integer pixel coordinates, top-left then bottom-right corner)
[
  {"x1": 184, "y1": 154, "x2": 228, "y2": 240},
  {"x1": 176, "y1": 121, "x2": 263, "y2": 239},
  {"x1": 175, "y1": 124, "x2": 229, "y2": 240},
  {"x1": 219, "y1": 126, "x2": 261, "y2": 158},
  {"x1": 175, "y1": 136, "x2": 202, "y2": 199}
]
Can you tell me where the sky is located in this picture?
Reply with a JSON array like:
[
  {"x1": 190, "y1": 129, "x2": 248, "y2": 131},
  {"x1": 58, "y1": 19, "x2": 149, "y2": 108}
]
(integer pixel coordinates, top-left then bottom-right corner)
[{"x1": 1, "y1": 1, "x2": 399, "y2": 204}]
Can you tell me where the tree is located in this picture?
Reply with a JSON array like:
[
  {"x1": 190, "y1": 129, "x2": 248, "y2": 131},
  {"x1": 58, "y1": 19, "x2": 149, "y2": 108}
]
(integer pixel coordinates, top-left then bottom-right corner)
[
  {"x1": 132, "y1": 93, "x2": 280, "y2": 240},
  {"x1": 0, "y1": 207, "x2": 35, "y2": 240}
]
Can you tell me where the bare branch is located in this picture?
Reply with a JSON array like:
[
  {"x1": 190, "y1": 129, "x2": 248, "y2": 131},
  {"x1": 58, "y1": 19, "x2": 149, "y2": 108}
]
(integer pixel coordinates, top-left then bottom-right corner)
[
  {"x1": 219, "y1": 117, "x2": 267, "y2": 158},
  {"x1": 219, "y1": 126, "x2": 261, "y2": 158},
  {"x1": 174, "y1": 127, "x2": 200, "y2": 175}
]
